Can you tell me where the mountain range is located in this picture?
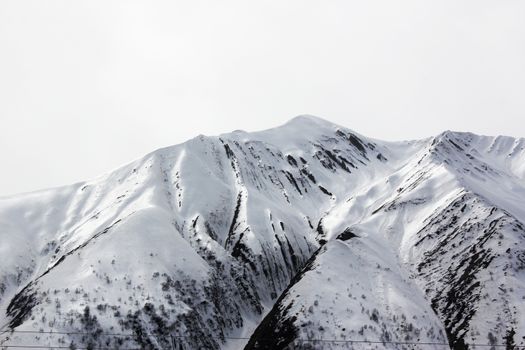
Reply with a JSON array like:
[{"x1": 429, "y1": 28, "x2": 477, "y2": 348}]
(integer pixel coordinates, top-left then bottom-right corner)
[{"x1": 1, "y1": 116, "x2": 524, "y2": 349}]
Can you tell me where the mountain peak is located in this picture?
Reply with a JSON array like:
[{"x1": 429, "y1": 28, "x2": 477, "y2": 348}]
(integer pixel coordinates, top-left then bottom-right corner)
[
  {"x1": 282, "y1": 115, "x2": 348, "y2": 133},
  {"x1": 285, "y1": 114, "x2": 336, "y2": 126}
]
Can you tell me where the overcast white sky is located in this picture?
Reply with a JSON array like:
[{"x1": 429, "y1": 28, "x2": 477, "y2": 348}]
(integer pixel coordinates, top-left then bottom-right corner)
[{"x1": 1, "y1": 0, "x2": 524, "y2": 196}]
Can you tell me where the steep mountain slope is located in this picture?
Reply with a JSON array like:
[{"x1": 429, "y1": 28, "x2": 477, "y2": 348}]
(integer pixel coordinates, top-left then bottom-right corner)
[
  {"x1": 246, "y1": 129, "x2": 525, "y2": 349},
  {"x1": 1, "y1": 116, "x2": 524, "y2": 349},
  {"x1": 245, "y1": 232, "x2": 448, "y2": 350}
]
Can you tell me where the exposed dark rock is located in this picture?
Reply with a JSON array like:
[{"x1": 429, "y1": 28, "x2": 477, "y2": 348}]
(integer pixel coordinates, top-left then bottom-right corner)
[{"x1": 336, "y1": 228, "x2": 359, "y2": 241}]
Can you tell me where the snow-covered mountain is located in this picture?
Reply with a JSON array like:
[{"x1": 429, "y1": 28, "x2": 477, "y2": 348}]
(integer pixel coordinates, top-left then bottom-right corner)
[{"x1": 1, "y1": 116, "x2": 524, "y2": 349}]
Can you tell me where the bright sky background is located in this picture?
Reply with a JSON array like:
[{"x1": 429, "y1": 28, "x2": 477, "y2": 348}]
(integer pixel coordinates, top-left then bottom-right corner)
[{"x1": 1, "y1": 0, "x2": 524, "y2": 196}]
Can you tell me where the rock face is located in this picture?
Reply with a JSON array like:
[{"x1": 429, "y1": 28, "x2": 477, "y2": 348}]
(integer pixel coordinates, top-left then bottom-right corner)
[{"x1": 1, "y1": 116, "x2": 524, "y2": 349}]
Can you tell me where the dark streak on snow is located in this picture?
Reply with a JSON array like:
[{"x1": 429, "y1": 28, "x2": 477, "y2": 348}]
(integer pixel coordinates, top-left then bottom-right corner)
[
  {"x1": 336, "y1": 228, "x2": 359, "y2": 241},
  {"x1": 282, "y1": 171, "x2": 302, "y2": 195},
  {"x1": 225, "y1": 192, "x2": 243, "y2": 249},
  {"x1": 318, "y1": 185, "x2": 333, "y2": 197}
]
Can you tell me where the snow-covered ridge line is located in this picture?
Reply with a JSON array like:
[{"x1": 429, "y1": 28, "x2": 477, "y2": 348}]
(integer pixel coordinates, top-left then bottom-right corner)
[{"x1": 1, "y1": 116, "x2": 524, "y2": 349}]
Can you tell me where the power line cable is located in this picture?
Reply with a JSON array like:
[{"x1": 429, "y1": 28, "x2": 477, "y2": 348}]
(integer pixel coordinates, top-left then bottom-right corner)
[{"x1": 1, "y1": 329, "x2": 524, "y2": 348}]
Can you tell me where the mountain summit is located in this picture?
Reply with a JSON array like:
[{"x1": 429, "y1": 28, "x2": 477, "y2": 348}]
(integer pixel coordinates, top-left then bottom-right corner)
[{"x1": 1, "y1": 117, "x2": 524, "y2": 349}]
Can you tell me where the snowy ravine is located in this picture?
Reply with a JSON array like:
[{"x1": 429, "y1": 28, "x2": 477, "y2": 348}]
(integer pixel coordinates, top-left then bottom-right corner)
[{"x1": 1, "y1": 116, "x2": 524, "y2": 350}]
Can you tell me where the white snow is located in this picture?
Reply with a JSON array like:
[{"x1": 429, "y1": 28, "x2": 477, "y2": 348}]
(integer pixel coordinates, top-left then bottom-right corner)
[{"x1": 1, "y1": 117, "x2": 524, "y2": 349}]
